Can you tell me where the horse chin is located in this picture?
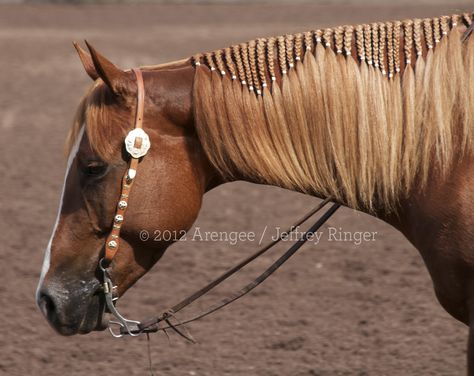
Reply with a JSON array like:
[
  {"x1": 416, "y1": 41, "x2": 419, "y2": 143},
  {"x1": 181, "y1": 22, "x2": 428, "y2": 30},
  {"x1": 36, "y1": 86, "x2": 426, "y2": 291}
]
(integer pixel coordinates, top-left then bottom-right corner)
[{"x1": 77, "y1": 298, "x2": 109, "y2": 334}]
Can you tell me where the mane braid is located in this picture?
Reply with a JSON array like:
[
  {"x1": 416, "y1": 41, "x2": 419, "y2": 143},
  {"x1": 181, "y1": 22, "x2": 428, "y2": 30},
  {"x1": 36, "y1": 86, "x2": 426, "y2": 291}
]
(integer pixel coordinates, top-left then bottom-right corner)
[
  {"x1": 191, "y1": 11, "x2": 474, "y2": 211},
  {"x1": 64, "y1": 12, "x2": 474, "y2": 213}
]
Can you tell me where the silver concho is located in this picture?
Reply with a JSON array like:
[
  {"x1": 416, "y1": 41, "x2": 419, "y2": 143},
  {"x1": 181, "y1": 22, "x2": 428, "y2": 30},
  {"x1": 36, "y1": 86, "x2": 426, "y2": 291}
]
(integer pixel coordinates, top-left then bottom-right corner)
[
  {"x1": 118, "y1": 200, "x2": 128, "y2": 210},
  {"x1": 125, "y1": 128, "x2": 151, "y2": 159},
  {"x1": 108, "y1": 240, "x2": 118, "y2": 249},
  {"x1": 114, "y1": 214, "x2": 124, "y2": 224}
]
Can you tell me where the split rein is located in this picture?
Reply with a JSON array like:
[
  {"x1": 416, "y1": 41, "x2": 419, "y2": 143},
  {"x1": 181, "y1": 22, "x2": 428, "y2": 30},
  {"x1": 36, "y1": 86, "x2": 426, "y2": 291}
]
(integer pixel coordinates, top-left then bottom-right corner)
[{"x1": 99, "y1": 68, "x2": 341, "y2": 339}]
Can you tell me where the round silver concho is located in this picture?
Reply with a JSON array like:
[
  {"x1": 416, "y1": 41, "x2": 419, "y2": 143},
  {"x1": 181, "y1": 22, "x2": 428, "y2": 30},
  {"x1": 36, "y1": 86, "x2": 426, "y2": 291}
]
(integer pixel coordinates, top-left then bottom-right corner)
[
  {"x1": 108, "y1": 240, "x2": 118, "y2": 249},
  {"x1": 118, "y1": 200, "x2": 128, "y2": 210},
  {"x1": 125, "y1": 128, "x2": 151, "y2": 159}
]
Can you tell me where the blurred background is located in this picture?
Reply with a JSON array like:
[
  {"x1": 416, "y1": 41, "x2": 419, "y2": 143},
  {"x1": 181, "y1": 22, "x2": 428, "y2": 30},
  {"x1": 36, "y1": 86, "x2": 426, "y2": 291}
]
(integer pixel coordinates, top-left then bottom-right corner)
[{"x1": 1, "y1": 1, "x2": 472, "y2": 375}]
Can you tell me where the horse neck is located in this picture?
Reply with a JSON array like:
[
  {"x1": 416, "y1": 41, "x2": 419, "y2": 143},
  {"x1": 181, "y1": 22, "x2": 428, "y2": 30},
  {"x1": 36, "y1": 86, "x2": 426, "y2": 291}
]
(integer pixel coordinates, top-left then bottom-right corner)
[{"x1": 147, "y1": 64, "x2": 224, "y2": 191}]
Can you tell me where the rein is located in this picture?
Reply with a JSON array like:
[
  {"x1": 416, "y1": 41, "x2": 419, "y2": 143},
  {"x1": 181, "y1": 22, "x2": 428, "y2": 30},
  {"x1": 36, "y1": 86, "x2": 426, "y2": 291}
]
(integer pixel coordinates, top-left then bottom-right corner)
[{"x1": 99, "y1": 67, "x2": 340, "y2": 338}]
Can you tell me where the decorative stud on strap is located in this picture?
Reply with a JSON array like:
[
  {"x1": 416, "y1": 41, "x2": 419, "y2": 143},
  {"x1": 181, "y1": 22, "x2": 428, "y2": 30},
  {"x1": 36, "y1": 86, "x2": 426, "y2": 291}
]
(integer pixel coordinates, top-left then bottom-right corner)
[{"x1": 125, "y1": 128, "x2": 151, "y2": 158}]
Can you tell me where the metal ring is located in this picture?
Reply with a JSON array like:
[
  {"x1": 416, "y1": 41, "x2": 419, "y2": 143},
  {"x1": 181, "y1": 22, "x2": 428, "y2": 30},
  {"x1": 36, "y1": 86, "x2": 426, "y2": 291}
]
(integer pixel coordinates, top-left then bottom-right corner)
[{"x1": 99, "y1": 258, "x2": 109, "y2": 272}]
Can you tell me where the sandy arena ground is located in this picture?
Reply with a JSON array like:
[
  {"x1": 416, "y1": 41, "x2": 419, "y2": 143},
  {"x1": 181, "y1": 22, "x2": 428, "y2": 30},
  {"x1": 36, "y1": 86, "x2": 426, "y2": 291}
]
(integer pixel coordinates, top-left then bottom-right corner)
[{"x1": 0, "y1": 2, "x2": 473, "y2": 375}]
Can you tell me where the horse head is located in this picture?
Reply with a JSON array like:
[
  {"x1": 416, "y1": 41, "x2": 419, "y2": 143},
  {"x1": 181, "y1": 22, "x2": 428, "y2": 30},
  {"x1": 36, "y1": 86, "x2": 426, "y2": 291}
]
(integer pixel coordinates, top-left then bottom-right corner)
[{"x1": 36, "y1": 43, "x2": 214, "y2": 335}]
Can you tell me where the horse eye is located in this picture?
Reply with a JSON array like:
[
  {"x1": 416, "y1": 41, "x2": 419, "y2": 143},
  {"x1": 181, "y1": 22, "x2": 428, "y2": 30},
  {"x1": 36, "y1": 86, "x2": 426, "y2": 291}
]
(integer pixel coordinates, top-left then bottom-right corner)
[{"x1": 83, "y1": 163, "x2": 108, "y2": 177}]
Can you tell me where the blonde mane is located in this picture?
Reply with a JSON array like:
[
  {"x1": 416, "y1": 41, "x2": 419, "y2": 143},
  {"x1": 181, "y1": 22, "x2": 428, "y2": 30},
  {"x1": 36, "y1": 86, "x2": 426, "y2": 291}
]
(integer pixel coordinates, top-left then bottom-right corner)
[{"x1": 192, "y1": 13, "x2": 474, "y2": 211}]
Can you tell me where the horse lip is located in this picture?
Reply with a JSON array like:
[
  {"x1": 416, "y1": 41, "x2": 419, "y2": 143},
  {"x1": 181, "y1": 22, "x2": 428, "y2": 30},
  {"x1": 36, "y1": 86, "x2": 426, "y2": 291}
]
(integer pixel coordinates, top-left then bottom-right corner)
[
  {"x1": 54, "y1": 324, "x2": 81, "y2": 336},
  {"x1": 77, "y1": 292, "x2": 108, "y2": 334}
]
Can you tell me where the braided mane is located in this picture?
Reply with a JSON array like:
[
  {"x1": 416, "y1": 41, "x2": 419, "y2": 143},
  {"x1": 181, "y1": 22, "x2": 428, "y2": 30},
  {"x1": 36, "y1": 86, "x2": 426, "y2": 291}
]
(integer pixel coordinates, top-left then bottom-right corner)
[{"x1": 192, "y1": 12, "x2": 474, "y2": 211}]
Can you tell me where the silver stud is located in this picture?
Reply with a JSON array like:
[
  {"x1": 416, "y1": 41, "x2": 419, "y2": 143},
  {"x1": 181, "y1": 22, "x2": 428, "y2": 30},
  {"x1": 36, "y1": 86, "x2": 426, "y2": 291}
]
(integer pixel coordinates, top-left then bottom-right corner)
[
  {"x1": 118, "y1": 200, "x2": 128, "y2": 210},
  {"x1": 108, "y1": 240, "x2": 118, "y2": 249},
  {"x1": 127, "y1": 168, "x2": 136, "y2": 181},
  {"x1": 115, "y1": 214, "x2": 124, "y2": 224}
]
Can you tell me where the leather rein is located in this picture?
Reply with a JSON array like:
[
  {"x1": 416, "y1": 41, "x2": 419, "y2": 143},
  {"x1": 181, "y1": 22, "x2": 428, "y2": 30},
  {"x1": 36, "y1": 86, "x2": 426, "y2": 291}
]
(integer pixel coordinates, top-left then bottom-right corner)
[{"x1": 98, "y1": 68, "x2": 340, "y2": 338}]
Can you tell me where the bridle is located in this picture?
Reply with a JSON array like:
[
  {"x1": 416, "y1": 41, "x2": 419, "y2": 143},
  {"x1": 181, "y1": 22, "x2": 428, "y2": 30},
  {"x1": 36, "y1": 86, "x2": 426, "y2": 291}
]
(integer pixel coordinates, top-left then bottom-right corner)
[{"x1": 98, "y1": 67, "x2": 341, "y2": 338}]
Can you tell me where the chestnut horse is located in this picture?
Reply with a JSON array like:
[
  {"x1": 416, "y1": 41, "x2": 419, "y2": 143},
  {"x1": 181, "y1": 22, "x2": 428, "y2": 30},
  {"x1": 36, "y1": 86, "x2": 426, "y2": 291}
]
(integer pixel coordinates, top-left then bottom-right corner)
[{"x1": 37, "y1": 12, "x2": 474, "y2": 372}]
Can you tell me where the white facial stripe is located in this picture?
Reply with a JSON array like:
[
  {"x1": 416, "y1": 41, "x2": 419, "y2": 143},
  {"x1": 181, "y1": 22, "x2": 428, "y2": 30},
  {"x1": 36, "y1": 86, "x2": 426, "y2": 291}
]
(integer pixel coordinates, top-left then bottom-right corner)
[{"x1": 36, "y1": 126, "x2": 85, "y2": 303}]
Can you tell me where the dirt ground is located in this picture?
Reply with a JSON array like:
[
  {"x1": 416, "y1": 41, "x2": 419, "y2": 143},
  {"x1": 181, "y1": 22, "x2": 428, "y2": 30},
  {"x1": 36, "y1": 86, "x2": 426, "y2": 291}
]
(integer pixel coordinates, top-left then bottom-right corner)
[{"x1": 1, "y1": 2, "x2": 473, "y2": 375}]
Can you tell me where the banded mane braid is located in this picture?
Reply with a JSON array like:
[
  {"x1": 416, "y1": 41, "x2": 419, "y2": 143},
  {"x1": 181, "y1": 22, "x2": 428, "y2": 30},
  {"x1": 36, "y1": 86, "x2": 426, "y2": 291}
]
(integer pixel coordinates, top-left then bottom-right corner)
[
  {"x1": 190, "y1": 12, "x2": 474, "y2": 211},
  {"x1": 68, "y1": 12, "x2": 474, "y2": 212}
]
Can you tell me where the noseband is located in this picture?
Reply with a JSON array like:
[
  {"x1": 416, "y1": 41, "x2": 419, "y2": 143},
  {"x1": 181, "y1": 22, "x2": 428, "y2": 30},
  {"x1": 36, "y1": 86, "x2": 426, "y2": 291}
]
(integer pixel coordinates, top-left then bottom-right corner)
[{"x1": 98, "y1": 67, "x2": 340, "y2": 338}]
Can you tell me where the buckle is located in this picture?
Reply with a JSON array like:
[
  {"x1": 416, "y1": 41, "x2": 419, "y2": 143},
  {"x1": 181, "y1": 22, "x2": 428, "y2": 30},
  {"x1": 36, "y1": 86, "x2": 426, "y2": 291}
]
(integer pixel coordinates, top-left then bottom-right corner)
[{"x1": 125, "y1": 128, "x2": 151, "y2": 158}]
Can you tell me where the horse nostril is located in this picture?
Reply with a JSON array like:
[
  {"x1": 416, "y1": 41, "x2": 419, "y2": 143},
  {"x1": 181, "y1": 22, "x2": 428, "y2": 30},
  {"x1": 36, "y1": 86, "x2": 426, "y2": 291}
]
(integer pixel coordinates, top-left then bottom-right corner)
[{"x1": 38, "y1": 292, "x2": 56, "y2": 320}]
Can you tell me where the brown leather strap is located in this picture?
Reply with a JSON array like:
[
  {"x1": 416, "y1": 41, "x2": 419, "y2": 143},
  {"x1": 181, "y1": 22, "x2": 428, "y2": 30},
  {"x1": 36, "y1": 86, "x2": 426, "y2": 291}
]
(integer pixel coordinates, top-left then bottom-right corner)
[
  {"x1": 132, "y1": 68, "x2": 145, "y2": 130},
  {"x1": 103, "y1": 68, "x2": 146, "y2": 264}
]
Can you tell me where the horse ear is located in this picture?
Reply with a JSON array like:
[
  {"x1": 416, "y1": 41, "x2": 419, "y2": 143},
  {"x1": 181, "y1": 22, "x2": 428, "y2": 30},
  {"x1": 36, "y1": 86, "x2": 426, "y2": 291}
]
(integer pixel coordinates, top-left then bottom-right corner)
[
  {"x1": 84, "y1": 40, "x2": 131, "y2": 96},
  {"x1": 73, "y1": 41, "x2": 99, "y2": 80}
]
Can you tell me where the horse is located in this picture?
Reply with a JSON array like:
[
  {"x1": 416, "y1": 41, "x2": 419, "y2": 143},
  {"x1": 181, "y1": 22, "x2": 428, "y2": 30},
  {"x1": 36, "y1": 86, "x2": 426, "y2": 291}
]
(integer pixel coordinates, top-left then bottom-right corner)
[{"x1": 36, "y1": 11, "x2": 474, "y2": 372}]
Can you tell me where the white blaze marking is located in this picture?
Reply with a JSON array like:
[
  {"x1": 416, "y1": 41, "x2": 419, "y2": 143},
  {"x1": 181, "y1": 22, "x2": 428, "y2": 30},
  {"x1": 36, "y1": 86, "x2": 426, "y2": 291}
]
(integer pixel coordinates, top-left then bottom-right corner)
[{"x1": 36, "y1": 126, "x2": 85, "y2": 304}]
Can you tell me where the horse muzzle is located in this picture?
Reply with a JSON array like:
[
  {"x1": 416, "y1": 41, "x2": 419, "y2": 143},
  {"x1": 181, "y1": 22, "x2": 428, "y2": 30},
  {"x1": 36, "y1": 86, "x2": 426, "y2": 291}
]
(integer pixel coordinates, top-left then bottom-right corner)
[{"x1": 37, "y1": 279, "x2": 107, "y2": 335}]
